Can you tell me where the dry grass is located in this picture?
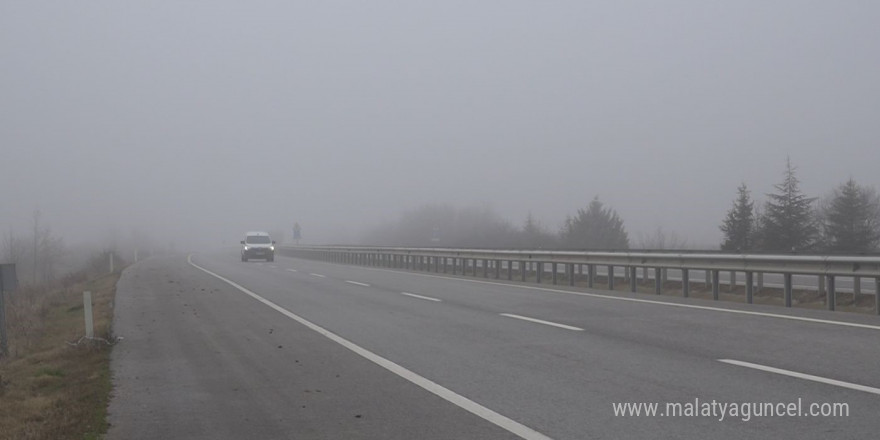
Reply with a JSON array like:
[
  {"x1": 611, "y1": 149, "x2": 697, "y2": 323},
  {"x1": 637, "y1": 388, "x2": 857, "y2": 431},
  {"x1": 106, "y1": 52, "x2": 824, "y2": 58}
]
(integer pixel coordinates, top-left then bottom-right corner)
[{"x1": 0, "y1": 271, "x2": 118, "y2": 440}]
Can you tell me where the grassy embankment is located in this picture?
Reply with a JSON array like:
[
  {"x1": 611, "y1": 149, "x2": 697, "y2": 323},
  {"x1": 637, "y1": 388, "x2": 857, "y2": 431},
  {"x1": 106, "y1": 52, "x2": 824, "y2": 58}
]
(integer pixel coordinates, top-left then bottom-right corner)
[{"x1": 0, "y1": 265, "x2": 119, "y2": 440}]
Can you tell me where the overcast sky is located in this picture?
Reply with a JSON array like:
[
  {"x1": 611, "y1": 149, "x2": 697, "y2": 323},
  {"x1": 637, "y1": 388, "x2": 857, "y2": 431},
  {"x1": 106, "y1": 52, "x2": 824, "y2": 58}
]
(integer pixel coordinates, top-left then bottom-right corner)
[{"x1": 2, "y1": 1, "x2": 879, "y2": 250}]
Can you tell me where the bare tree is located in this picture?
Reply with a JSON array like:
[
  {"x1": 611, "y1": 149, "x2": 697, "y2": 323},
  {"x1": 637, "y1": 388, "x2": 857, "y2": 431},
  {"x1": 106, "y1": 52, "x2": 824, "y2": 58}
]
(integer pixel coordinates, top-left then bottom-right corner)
[
  {"x1": 25, "y1": 209, "x2": 67, "y2": 283},
  {"x1": 2, "y1": 227, "x2": 27, "y2": 265},
  {"x1": 31, "y1": 209, "x2": 40, "y2": 284},
  {"x1": 637, "y1": 226, "x2": 689, "y2": 250}
]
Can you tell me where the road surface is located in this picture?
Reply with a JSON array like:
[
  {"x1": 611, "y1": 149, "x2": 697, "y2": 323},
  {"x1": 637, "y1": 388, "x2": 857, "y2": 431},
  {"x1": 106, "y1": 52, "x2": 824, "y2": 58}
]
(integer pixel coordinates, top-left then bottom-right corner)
[{"x1": 106, "y1": 249, "x2": 880, "y2": 439}]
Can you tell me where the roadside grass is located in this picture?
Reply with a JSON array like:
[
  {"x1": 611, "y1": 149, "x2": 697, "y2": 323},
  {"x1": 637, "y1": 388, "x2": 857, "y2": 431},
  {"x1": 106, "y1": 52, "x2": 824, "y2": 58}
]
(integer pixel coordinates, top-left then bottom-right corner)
[{"x1": 0, "y1": 270, "x2": 118, "y2": 440}]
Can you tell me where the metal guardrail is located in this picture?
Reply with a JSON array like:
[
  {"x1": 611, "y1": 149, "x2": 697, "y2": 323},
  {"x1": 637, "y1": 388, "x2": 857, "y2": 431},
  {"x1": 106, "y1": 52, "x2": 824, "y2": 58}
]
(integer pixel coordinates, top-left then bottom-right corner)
[{"x1": 278, "y1": 245, "x2": 880, "y2": 315}]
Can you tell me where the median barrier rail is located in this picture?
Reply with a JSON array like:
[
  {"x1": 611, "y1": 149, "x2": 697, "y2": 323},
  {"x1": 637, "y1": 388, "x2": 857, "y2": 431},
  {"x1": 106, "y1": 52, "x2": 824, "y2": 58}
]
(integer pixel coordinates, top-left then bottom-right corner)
[{"x1": 277, "y1": 246, "x2": 880, "y2": 315}]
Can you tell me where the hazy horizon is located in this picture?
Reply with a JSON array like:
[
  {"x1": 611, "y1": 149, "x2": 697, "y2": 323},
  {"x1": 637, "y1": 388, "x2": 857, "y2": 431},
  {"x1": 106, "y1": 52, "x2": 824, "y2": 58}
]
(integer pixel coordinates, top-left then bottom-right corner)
[{"x1": 3, "y1": 1, "x2": 879, "y2": 251}]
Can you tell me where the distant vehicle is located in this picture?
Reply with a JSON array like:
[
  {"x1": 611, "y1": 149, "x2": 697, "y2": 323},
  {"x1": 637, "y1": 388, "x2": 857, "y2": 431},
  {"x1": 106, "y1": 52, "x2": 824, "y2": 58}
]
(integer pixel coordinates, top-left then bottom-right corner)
[{"x1": 241, "y1": 231, "x2": 275, "y2": 262}]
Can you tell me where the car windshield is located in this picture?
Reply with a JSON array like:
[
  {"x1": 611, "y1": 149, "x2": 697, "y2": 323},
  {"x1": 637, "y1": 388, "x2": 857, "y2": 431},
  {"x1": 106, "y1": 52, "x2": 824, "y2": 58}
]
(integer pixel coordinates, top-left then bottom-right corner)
[{"x1": 246, "y1": 236, "x2": 271, "y2": 244}]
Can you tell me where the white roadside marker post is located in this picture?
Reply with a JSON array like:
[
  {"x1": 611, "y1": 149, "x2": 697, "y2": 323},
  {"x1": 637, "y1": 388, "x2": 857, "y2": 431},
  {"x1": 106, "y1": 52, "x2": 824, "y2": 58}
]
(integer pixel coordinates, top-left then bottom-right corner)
[{"x1": 83, "y1": 291, "x2": 94, "y2": 339}]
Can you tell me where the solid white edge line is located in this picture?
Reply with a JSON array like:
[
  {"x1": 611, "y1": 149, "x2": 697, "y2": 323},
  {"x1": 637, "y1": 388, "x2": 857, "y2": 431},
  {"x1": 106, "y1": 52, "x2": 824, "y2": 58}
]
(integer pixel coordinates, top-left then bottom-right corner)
[
  {"x1": 345, "y1": 280, "x2": 371, "y2": 287},
  {"x1": 309, "y1": 273, "x2": 326, "y2": 278},
  {"x1": 500, "y1": 313, "x2": 584, "y2": 332},
  {"x1": 343, "y1": 265, "x2": 880, "y2": 332},
  {"x1": 187, "y1": 254, "x2": 553, "y2": 440},
  {"x1": 286, "y1": 269, "x2": 298, "y2": 272},
  {"x1": 718, "y1": 359, "x2": 880, "y2": 395},
  {"x1": 401, "y1": 292, "x2": 443, "y2": 302}
]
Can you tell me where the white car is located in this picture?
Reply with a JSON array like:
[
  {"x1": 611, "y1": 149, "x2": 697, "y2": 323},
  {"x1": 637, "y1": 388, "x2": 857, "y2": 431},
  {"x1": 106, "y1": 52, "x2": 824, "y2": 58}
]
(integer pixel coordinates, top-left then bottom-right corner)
[{"x1": 240, "y1": 231, "x2": 275, "y2": 262}]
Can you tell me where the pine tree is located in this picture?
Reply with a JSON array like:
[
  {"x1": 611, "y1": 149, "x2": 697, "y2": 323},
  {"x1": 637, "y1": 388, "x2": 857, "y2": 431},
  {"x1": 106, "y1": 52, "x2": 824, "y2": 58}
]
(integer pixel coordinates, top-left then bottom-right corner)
[
  {"x1": 820, "y1": 179, "x2": 880, "y2": 252},
  {"x1": 720, "y1": 183, "x2": 755, "y2": 251},
  {"x1": 560, "y1": 197, "x2": 629, "y2": 249},
  {"x1": 519, "y1": 212, "x2": 556, "y2": 248},
  {"x1": 758, "y1": 158, "x2": 818, "y2": 251}
]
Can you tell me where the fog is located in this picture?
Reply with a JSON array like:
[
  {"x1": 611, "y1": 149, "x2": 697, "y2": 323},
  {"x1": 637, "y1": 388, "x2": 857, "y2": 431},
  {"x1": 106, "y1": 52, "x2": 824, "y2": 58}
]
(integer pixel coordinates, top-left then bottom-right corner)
[{"x1": 2, "y1": 1, "x2": 879, "y2": 251}]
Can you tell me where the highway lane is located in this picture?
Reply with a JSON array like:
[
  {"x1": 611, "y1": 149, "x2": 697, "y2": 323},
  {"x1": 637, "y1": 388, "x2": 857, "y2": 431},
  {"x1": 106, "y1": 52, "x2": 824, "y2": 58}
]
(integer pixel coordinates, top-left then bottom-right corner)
[{"x1": 109, "y1": 250, "x2": 880, "y2": 439}]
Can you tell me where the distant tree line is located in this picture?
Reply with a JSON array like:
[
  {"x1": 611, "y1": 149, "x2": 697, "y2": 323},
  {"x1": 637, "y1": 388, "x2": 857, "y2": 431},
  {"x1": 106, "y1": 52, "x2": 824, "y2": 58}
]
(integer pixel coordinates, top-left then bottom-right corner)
[
  {"x1": 720, "y1": 158, "x2": 880, "y2": 253},
  {"x1": 364, "y1": 197, "x2": 632, "y2": 250},
  {"x1": 366, "y1": 157, "x2": 879, "y2": 255}
]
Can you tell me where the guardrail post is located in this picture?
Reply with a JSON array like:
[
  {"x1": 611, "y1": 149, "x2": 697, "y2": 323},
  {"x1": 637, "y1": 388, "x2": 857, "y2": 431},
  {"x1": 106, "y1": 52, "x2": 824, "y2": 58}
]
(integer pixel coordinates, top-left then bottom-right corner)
[
  {"x1": 854, "y1": 276, "x2": 861, "y2": 305},
  {"x1": 483, "y1": 259, "x2": 488, "y2": 278},
  {"x1": 745, "y1": 272, "x2": 754, "y2": 304},
  {"x1": 654, "y1": 268, "x2": 662, "y2": 295},
  {"x1": 875, "y1": 278, "x2": 879, "y2": 315},
  {"x1": 629, "y1": 267, "x2": 637, "y2": 292},
  {"x1": 536, "y1": 262, "x2": 543, "y2": 284},
  {"x1": 569, "y1": 264, "x2": 575, "y2": 287},
  {"x1": 712, "y1": 270, "x2": 720, "y2": 300},
  {"x1": 784, "y1": 273, "x2": 793, "y2": 307},
  {"x1": 682, "y1": 269, "x2": 689, "y2": 297},
  {"x1": 826, "y1": 275, "x2": 836, "y2": 311},
  {"x1": 520, "y1": 261, "x2": 526, "y2": 282},
  {"x1": 551, "y1": 263, "x2": 558, "y2": 285},
  {"x1": 494, "y1": 260, "x2": 500, "y2": 279},
  {"x1": 508, "y1": 261, "x2": 513, "y2": 280},
  {"x1": 587, "y1": 264, "x2": 594, "y2": 288},
  {"x1": 607, "y1": 266, "x2": 614, "y2": 290}
]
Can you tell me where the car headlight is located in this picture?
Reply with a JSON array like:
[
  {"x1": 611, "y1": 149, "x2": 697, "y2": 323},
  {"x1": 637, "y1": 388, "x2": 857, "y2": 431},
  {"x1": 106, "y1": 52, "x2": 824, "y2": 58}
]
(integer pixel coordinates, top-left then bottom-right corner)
[
  {"x1": 243, "y1": 246, "x2": 249, "y2": 251},
  {"x1": 270, "y1": 245, "x2": 275, "y2": 251}
]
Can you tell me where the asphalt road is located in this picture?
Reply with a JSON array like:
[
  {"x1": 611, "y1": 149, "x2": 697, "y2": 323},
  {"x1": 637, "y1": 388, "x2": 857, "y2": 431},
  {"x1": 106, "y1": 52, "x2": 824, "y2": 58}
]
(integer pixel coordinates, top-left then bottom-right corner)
[{"x1": 107, "y1": 250, "x2": 880, "y2": 439}]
